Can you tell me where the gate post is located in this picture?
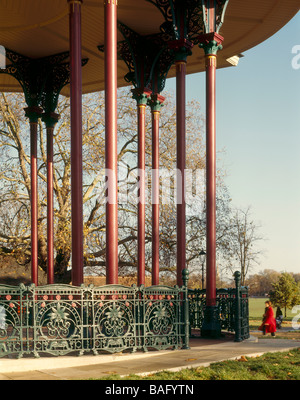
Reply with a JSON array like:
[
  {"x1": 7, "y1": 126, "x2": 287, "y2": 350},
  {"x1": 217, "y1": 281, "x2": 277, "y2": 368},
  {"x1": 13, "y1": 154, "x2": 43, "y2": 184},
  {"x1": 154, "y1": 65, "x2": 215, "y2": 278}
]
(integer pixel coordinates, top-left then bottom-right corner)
[{"x1": 182, "y1": 268, "x2": 190, "y2": 349}]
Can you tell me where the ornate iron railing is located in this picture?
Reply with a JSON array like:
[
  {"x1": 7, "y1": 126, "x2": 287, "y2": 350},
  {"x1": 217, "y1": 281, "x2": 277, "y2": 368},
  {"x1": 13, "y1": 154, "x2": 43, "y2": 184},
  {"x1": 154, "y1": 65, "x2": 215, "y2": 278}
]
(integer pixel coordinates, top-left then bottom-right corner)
[
  {"x1": 188, "y1": 272, "x2": 250, "y2": 342},
  {"x1": 189, "y1": 288, "x2": 235, "y2": 332},
  {"x1": 0, "y1": 281, "x2": 189, "y2": 358}
]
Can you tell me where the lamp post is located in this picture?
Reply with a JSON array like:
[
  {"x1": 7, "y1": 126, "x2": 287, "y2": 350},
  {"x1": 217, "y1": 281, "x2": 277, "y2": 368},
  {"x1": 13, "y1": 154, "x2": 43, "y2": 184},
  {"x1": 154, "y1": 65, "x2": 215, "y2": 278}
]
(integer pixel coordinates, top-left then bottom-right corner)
[{"x1": 199, "y1": 249, "x2": 206, "y2": 289}]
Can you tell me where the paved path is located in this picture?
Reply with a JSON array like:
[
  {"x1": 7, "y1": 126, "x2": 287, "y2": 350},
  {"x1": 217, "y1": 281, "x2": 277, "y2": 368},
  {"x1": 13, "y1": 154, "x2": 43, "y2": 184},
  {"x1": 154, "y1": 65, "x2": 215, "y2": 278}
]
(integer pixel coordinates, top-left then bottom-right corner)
[{"x1": 0, "y1": 335, "x2": 299, "y2": 380}]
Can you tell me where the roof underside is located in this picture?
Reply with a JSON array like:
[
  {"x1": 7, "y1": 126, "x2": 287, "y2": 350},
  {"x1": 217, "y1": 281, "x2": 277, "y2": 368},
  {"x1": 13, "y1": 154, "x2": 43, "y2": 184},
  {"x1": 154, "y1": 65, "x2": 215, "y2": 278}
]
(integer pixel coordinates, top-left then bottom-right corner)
[{"x1": 0, "y1": 0, "x2": 298, "y2": 95}]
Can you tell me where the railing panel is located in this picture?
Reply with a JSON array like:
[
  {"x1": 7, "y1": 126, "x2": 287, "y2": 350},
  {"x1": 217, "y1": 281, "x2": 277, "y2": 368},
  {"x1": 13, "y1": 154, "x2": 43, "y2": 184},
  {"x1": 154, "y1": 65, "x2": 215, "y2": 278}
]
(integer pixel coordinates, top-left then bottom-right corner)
[
  {"x1": 188, "y1": 289, "x2": 205, "y2": 332},
  {"x1": 32, "y1": 285, "x2": 85, "y2": 357},
  {"x1": 0, "y1": 281, "x2": 188, "y2": 358},
  {"x1": 188, "y1": 274, "x2": 250, "y2": 342},
  {"x1": 0, "y1": 284, "x2": 26, "y2": 358},
  {"x1": 92, "y1": 284, "x2": 139, "y2": 354},
  {"x1": 143, "y1": 286, "x2": 184, "y2": 351}
]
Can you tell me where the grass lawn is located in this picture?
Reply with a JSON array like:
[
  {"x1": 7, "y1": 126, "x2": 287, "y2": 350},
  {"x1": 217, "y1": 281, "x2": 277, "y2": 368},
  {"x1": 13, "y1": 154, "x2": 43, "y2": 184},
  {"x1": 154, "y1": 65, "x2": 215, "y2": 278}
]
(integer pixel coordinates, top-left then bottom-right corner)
[
  {"x1": 94, "y1": 298, "x2": 300, "y2": 381},
  {"x1": 96, "y1": 348, "x2": 300, "y2": 380},
  {"x1": 249, "y1": 298, "x2": 294, "y2": 320}
]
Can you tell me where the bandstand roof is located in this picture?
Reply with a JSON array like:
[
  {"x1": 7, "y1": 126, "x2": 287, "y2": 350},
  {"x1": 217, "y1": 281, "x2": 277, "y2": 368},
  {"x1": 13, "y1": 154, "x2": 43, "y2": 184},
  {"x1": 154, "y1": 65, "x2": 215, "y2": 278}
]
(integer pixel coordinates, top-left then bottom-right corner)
[{"x1": 0, "y1": 0, "x2": 298, "y2": 96}]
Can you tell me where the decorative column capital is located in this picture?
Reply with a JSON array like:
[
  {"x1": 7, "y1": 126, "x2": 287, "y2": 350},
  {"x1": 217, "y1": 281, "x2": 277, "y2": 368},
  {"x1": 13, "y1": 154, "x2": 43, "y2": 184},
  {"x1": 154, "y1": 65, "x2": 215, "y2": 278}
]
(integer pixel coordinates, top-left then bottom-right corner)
[
  {"x1": 42, "y1": 112, "x2": 60, "y2": 128},
  {"x1": 198, "y1": 33, "x2": 224, "y2": 55},
  {"x1": 148, "y1": 93, "x2": 165, "y2": 112},
  {"x1": 169, "y1": 38, "x2": 193, "y2": 62},
  {"x1": 24, "y1": 106, "x2": 43, "y2": 123},
  {"x1": 131, "y1": 87, "x2": 152, "y2": 106}
]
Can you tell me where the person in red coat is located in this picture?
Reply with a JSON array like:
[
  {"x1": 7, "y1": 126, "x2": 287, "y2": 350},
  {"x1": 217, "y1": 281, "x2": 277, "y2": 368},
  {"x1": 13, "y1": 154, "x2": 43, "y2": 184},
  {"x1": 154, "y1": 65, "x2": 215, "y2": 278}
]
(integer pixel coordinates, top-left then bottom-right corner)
[{"x1": 259, "y1": 301, "x2": 276, "y2": 336}]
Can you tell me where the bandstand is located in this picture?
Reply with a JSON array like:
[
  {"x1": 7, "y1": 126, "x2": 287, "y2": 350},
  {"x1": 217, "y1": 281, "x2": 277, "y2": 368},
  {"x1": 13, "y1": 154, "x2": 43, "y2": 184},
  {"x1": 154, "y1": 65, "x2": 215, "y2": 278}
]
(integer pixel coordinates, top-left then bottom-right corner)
[{"x1": 0, "y1": 0, "x2": 298, "y2": 358}]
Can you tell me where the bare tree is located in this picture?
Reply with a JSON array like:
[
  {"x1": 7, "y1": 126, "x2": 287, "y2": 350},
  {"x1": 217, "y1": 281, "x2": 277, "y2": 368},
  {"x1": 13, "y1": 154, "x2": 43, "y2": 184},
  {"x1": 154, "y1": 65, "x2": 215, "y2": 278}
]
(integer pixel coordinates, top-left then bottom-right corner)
[
  {"x1": 224, "y1": 206, "x2": 265, "y2": 285},
  {"x1": 0, "y1": 89, "x2": 236, "y2": 284}
]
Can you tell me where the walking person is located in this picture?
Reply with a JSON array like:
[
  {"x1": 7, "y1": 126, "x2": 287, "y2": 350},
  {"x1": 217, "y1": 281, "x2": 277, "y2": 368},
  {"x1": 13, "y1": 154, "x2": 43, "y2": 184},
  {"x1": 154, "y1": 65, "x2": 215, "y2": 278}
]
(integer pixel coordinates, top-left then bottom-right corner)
[{"x1": 259, "y1": 301, "x2": 276, "y2": 336}]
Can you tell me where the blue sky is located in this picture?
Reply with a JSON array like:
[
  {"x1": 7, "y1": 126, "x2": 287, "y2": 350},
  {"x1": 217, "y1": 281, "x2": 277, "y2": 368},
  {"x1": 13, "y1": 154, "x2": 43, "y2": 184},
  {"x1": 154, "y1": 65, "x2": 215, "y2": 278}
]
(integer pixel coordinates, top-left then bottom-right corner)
[{"x1": 165, "y1": 12, "x2": 300, "y2": 275}]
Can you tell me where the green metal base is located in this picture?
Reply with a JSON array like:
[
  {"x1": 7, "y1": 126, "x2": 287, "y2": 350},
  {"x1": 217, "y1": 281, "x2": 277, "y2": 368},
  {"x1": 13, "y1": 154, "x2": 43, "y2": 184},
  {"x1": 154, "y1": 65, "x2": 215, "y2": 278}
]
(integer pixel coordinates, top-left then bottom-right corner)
[{"x1": 201, "y1": 305, "x2": 221, "y2": 338}]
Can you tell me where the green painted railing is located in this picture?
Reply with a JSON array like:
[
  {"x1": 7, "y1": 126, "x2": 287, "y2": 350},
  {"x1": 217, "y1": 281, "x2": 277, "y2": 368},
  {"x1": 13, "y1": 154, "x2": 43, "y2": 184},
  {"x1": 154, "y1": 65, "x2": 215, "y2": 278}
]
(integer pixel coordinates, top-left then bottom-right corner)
[
  {"x1": 0, "y1": 278, "x2": 190, "y2": 358},
  {"x1": 188, "y1": 272, "x2": 250, "y2": 342},
  {"x1": 0, "y1": 269, "x2": 250, "y2": 358}
]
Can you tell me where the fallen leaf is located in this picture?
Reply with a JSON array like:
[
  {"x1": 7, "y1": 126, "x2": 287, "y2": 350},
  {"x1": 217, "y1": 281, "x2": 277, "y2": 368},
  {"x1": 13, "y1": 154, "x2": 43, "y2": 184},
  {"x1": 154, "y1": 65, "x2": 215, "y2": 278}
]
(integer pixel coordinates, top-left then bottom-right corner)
[
  {"x1": 238, "y1": 355, "x2": 248, "y2": 362},
  {"x1": 186, "y1": 358, "x2": 197, "y2": 361}
]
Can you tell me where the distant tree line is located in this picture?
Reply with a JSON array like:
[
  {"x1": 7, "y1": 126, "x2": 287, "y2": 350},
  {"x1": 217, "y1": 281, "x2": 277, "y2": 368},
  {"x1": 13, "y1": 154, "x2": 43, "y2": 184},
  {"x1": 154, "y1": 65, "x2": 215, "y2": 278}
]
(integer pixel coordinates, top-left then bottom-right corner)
[{"x1": 245, "y1": 269, "x2": 300, "y2": 298}]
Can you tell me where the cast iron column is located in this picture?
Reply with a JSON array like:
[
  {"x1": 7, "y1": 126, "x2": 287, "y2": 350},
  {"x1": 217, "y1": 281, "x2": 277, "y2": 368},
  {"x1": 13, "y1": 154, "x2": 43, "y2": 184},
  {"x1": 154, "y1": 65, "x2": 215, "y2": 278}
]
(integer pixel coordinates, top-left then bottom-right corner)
[
  {"x1": 138, "y1": 102, "x2": 146, "y2": 286},
  {"x1": 46, "y1": 122, "x2": 54, "y2": 284},
  {"x1": 148, "y1": 94, "x2": 165, "y2": 286},
  {"x1": 206, "y1": 52, "x2": 217, "y2": 307},
  {"x1": 25, "y1": 106, "x2": 43, "y2": 286},
  {"x1": 132, "y1": 88, "x2": 151, "y2": 286},
  {"x1": 42, "y1": 112, "x2": 60, "y2": 284},
  {"x1": 175, "y1": 58, "x2": 187, "y2": 287},
  {"x1": 69, "y1": 0, "x2": 84, "y2": 286},
  {"x1": 169, "y1": 38, "x2": 192, "y2": 287},
  {"x1": 199, "y1": 32, "x2": 223, "y2": 337},
  {"x1": 105, "y1": 0, "x2": 118, "y2": 284}
]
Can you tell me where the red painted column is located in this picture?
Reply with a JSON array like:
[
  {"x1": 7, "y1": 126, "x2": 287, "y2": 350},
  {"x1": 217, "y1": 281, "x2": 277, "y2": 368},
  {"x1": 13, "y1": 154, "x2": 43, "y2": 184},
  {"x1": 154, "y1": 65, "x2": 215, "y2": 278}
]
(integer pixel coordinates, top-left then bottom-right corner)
[
  {"x1": 132, "y1": 89, "x2": 151, "y2": 286},
  {"x1": 198, "y1": 32, "x2": 223, "y2": 337},
  {"x1": 151, "y1": 109, "x2": 159, "y2": 286},
  {"x1": 198, "y1": 33, "x2": 223, "y2": 311},
  {"x1": 104, "y1": 0, "x2": 118, "y2": 284},
  {"x1": 47, "y1": 126, "x2": 54, "y2": 284},
  {"x1": 176, "y1": 60, "x2": 187, "y2": 287},
  {"x1": 68, "y1": 0, "x2": 84, "y2": 286},
  {"x1": 149, "y1": 94, "x2": 164, "y2": 286},
  {"x1": 43, "y1": 112, "x2": 60, "y2": 284},
  {"x1": 25, "y1": 106, "x2": 43, "y2": 286},
  {"x1": 137, "y1": 103, "x2": 146, "y2": 286},
  {"x1": 205, "y1": 53, "x2": 217, "y2": 307},
  {"x1": 30, "y1": 122, "x2": 39, "y2": 286}
]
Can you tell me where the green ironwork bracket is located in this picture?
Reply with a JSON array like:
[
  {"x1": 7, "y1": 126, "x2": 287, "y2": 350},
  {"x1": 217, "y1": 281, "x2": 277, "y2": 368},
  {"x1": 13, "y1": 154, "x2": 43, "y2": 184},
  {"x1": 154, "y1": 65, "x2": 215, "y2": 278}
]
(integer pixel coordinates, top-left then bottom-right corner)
[
  {"x1": 0, "y1": 49, "x2": 88, "y2": 120},
  {"x1": 41, "y1": 58, "x2": 88, "y2": 127},
  {"x1": 116, "y1": 22, "x2": 175, "y2": 94},
  {"x1": 146, "y1": 0, "x2": 204, "y2": 43},
  {"x1": 0, "y1": 49, "x2": 70, "y2": 108},
  {"x1": 201, "y1": 0, "x2": 230, "y2": 34}
]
